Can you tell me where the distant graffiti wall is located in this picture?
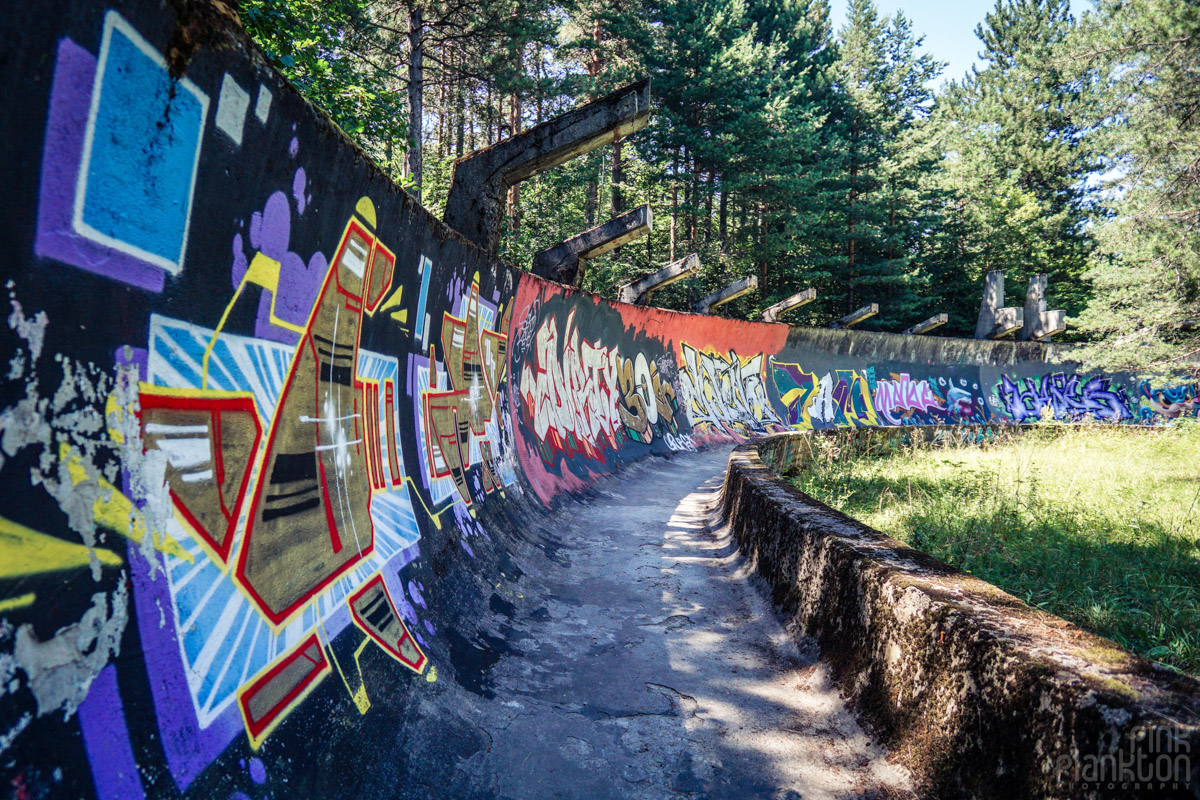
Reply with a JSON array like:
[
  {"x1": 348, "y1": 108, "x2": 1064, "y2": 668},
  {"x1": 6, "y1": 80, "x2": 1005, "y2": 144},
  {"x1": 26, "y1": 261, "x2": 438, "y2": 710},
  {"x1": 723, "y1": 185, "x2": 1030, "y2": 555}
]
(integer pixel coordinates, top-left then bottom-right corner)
[{"x1": 0, "y1": 2, "x2": 1192, "y2": 798}]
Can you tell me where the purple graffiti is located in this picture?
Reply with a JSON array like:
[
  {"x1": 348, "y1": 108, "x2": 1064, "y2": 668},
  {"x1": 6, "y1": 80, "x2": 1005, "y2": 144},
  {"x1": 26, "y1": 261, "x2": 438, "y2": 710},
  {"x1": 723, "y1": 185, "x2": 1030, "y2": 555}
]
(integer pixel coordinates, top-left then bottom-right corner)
[
  {"x1": 77, "y1": 665, "x2": 146, "y2": 800},
  {"x1": 998, "y1": 373, "x2": 1132, "y2": 422},
  {"x1": 232, "y1": 184, "x2": 328, "y2": 344}
]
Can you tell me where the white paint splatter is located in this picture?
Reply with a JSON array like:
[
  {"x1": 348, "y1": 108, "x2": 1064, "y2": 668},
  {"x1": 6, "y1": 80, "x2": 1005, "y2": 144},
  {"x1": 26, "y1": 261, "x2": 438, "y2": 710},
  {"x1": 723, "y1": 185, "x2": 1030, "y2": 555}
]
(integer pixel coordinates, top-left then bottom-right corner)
[{"x1": 7, "y1": 289, "x2": 48, "y2": 363}]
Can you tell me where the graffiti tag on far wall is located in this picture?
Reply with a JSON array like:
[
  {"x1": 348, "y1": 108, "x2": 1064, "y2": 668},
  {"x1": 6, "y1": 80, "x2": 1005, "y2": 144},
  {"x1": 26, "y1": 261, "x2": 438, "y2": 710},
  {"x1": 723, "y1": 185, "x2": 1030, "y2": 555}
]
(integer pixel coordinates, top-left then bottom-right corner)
[{"x1": 997, "y1": 373, "x2": 1132, "y2": 422}]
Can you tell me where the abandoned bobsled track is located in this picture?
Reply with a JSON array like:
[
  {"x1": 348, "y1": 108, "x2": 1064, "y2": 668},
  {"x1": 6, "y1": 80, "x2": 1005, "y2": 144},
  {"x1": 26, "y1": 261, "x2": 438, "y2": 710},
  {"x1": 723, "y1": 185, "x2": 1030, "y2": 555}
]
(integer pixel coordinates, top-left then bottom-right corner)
[
  {"x1": 396, "y1": 446, "x2": 911, "y2": 800},
  {"x1": 1, "y1": 0, "x2": 1198, "y2": 798}
]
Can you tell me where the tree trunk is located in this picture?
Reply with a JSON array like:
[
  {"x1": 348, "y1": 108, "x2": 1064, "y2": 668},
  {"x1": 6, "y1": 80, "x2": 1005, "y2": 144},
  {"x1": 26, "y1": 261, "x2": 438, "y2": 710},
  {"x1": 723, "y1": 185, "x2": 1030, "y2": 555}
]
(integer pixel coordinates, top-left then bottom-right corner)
[
  {"x1": 406, "y1": 4, "x2": 424, "y2": 203},
  {"x1": 437, "y1": 48, "x2": 446, "y2": 157},
  {"x1": 583, "y1": 22, "x2": 602, "y2": 228},
  {"x1": 703, "y1": 170, "x2": 714, "y2": 244},
  {"x1": 760, "y1": 202, "x2": 768, "y2": 289},
  {"x1": 847, "y1": 120, "x2": 859, "y2": 313},
  {"x1": 687, "y1": 154, "x2": 698, "y2": 249},
  {"x1": 669, "y1": 171, "x2": 678, "y2": 263},
  {"x1": 485, "y1": 82, "x2": 493, "y2": 145},
  {"x1": 612, "y1": 138, "x2": 624, "y2": 214},
  {"x1": 508, "y1": 52, "x2": 522, "y2": 233},
  {"x1": 455, "y1": 52, "x2": 464, "y2": 158},
  {"x1": 718, "y1": 176, "x2": 728, "y2": 253},
  {"x1": 535, "y1": 46, "x2": 544, "y2": 125}
]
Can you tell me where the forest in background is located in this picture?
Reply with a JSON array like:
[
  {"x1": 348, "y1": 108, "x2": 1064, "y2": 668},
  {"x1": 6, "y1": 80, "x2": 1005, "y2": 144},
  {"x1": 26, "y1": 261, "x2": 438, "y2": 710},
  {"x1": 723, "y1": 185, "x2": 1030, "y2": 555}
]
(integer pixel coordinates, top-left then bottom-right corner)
[{"x1": 240, "y1": 0, "x2": 1199, "y2": 376}]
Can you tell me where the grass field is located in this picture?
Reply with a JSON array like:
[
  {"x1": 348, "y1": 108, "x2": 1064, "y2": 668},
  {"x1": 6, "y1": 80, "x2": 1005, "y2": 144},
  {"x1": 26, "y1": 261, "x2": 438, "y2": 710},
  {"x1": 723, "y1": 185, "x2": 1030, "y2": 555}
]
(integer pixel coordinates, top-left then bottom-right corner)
[{"x1": 788, "y1": 422, "x2": 1200, "y2": 675}]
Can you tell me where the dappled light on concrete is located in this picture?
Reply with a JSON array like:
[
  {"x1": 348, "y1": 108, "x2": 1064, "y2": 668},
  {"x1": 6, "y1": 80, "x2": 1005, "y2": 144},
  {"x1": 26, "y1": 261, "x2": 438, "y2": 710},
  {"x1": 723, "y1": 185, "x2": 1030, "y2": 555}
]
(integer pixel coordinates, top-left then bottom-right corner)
[{"x1": 404, "y1": 448, "x2": 914, "y2": 799}]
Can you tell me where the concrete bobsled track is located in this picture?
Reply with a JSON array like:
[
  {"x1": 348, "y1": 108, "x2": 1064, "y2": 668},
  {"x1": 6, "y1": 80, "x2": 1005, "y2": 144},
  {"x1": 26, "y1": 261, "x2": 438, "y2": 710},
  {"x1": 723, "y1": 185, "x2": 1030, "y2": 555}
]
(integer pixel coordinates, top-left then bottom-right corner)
[{"x1": 0, "y1": 1, "x2": 1197, "y2": 798}]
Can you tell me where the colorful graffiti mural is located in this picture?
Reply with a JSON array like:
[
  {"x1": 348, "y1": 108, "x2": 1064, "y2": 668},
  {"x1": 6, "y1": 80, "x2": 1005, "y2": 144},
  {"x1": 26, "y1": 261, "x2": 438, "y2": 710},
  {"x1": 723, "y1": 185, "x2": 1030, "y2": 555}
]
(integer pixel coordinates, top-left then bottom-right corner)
[
  {"x1": 0, "y1": 3, "x2": 1191, "y2": 799},
  {"x1": 771, "y1": 362, "x2": 879, "y2": 429},
  {"x1": 869, "y1": 373, "x2": 989, "y2": 426},
  {"x1": 519, "y1": 307, "x2": 627, "y2": 462},
  {"x1": 679, "y1": 345, "x2": 787, "y2": 438},
  {"x1": 419, "y1": 273, "x2": 513, "y2": 507},
  {"x1": 1137, "y1": 379, "x2": 1199, "y2": 422},
  {"x1": 996, "y1": 373, "x2": 1133, "y2": 422}
]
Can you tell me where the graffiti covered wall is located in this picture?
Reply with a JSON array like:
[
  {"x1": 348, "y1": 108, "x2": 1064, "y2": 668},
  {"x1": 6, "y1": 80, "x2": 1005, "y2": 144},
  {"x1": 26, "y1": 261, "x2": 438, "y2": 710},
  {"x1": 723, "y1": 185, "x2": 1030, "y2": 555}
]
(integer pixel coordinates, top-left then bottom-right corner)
[{"x1": 0, "y1": 2, "x2": 1194, "y2": 798}]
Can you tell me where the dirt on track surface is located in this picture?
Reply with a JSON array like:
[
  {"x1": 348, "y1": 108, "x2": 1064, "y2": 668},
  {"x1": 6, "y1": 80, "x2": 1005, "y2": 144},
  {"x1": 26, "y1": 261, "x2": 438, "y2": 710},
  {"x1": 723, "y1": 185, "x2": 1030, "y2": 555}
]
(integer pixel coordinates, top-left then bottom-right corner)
[{"x1": 399, "y1": 447, "x2": 914, "y2": 800}]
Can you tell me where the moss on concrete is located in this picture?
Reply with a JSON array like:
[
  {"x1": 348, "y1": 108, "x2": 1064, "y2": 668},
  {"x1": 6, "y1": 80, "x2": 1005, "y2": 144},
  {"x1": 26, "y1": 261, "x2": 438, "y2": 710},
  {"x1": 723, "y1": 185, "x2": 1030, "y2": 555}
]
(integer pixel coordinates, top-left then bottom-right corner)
[{"x1": 720, "y1": 431, "x2": 1200, "y2": 799}]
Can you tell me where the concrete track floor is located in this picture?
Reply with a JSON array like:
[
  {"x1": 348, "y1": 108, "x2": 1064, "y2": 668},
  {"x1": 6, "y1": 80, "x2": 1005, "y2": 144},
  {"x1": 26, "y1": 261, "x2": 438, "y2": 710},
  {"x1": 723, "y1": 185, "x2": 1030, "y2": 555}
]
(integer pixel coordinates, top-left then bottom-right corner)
[{"x1": 411, "y1": 447, "x2": 914, "y2": 799}]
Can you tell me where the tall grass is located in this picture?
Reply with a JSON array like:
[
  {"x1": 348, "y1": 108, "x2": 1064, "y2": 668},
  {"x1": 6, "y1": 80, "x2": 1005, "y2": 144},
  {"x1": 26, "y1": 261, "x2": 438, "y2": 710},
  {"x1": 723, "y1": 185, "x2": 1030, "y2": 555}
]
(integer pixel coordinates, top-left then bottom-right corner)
[{"x1": 788, "y1": 421, "x2": 1200, "y2": 675}]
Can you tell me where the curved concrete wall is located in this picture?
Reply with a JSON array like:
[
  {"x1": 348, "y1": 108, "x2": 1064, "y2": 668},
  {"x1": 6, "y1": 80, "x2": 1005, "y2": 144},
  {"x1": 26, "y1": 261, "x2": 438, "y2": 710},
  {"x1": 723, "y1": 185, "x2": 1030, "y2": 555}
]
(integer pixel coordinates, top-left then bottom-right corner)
[
  {"x1": 0, "y1": 1, "x2": 1195, "y2": 797},
  {"x1": 722, "y1": 432, "x2": 1200, "y2": 799}
]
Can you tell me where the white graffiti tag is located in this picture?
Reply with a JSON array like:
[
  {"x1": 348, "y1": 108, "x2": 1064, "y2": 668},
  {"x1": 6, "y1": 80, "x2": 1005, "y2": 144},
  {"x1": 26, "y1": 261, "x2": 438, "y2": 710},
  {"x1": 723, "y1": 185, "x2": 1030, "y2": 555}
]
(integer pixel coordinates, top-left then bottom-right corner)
[
  {"x1": 519, "y1": 309, "x2": 623, "y2": 459},
  {"x1": 677, "y1": 344, "x2": 784, "y2": 438}
]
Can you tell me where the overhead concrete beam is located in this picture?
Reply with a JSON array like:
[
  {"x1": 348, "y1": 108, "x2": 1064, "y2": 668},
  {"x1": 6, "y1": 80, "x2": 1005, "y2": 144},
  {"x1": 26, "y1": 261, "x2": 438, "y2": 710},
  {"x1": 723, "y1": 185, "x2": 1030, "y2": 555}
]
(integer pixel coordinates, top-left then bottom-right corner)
[
  {"x1": 531, "y1": 205, "x2": 652, "y2": 286},
  {"x1": 617, "y1": 253, "x2": 700, "y2": 305},
  {"x1": 831, "y1": 303, "x2": 878, "y2": 329},
  {"x1": 761, "y1": 288, "x2": 817, "y2": 323},
  {"x1": 974, "y1": 270, "x2": 1025, "y2": 340},
  {"x1": 693, "y1": 275, "x2": 758, "y2": 314},
  {"x1": 902, "y1": 313, "x2": 948, "y2": 335},
  {"x1": 444, "y1": 79, "x2": 651, "y2": 254},
  {"x1": 1018, "y1": 274, "x2": 1067, "y2": 342}
]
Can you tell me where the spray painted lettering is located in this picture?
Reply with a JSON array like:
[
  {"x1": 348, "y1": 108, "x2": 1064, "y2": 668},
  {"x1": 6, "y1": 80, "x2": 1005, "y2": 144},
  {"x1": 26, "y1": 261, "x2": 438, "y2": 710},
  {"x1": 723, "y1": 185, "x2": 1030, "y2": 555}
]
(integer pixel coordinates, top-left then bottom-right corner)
[
  {"x1": 997, "y1": 373, "x2": 1132, "y2": 422},
  {"x1": 771, "y1": 362, "x2": 879, "y2": 429},
  {"x1": 677, "y1": 345, "x2": 785, "y2": 438},
  {"x1": 872, "y1": 373, "x2": 945, "y2": 425}
]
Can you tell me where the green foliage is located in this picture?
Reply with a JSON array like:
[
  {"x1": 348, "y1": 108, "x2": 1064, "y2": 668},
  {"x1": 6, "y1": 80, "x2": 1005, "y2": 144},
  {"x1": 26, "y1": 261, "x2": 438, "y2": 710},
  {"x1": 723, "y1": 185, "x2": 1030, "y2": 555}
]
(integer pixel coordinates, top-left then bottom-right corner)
[
  {"x1": 790, "y1": 424, "x2": 1200, "y2": 675},
  {"x1": 1068, "y1": 0, "x2": 1200, "y2": 378},
  {"x1": 238, "y1": 0, "x2": 1195, "y2": 355},
  {"x1": 923, "y1": 0, "x2": 1094, "y2": 336},
  {"x1": 240, "y1": 0, "x2": 408, "y2": 172}
]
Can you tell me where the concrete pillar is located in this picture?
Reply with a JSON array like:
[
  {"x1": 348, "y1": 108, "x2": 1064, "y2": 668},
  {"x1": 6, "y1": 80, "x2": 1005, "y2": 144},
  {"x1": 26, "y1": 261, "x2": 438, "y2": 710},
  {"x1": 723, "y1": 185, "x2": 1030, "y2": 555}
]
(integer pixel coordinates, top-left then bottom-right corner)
[
  {"x1": 974, "y1": 271, "x2": 1024, "y2": 339},
  {"x1": 1017, "y1": 274, "x2": 1067, "y2": 342},
  {"x1": 902, "y1": 313, "x2": 948, "y2": 335},
  {"x1": 617, "y1": 253, "x2": 699, "y2": 305},
  {"x1": 531, "y1": 204, "x2": 651, "y2": 286},
  {"x1": 760, "y1": 288, "x2": 816, "y2": 323},
  {"x1": 831, "y1": 303, "x2": 878, "y2": 330},
  {"x1": 693, "y1": 275, "x2": 757, "y2": 314},
  {"x1": 444, "y1": 79, "x2": 651, "y2": 254}
]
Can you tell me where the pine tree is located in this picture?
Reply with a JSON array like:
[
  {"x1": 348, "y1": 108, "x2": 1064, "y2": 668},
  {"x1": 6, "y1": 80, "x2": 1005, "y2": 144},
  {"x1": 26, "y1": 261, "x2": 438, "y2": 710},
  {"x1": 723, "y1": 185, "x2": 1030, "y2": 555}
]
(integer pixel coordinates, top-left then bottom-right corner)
[
  {"x1": 929, "y1": 0, "x2": 1093, "y2": 334},
  {"x1": 812, "y1": 0, "x2": 941, "y2": 329},
  {"x1": 1070, "y1": 0, "x2": 1200, "y2": 376}
]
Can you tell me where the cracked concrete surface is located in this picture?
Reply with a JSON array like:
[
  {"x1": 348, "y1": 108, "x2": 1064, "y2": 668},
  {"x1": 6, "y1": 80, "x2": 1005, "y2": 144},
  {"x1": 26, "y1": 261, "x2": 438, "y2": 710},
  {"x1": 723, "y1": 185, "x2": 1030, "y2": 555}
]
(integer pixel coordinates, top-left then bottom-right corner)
[{"x1": 402, "y1": 448, "x2": 914, "y2": 799}]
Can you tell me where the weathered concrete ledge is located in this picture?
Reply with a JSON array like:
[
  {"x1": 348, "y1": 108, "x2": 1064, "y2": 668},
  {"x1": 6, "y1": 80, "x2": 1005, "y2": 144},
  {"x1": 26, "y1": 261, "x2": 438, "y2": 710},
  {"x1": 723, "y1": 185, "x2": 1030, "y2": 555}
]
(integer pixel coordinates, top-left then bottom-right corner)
[
  {"x1": 531, "y1": 203, "x2": 652, "y2": 285},
  {"x1": 720, "y1": 431, "x2": 1200, "y2": 799},
  {"x1": 444, "y1": 79, "x2": 651, "y2": 254}
]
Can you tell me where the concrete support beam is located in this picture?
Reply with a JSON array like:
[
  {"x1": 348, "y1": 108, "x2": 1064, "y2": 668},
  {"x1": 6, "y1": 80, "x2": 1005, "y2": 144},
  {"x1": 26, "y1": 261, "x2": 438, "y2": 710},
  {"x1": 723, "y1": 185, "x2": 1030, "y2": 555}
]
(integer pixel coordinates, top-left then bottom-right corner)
[
  {"x1": 444, "y1": 79, "x2": 651, "y2": 254},
  {"x1": 531, "y1": 205, "x2": 652, "y2": 286},
  {"x1": 617, "y1": 253, "x2": 699, "y2": 305},
  {"x1": 1017, "y1": 274, "x2": 1067, "y2": 342},
  {"x1": 760, "y1": 288, "x2": 817, "y2": 323},
  {"x1": 693, "y1": 275, "x2": 758, "y2": 314},
  {"x1": 974, "y1": 271, "x2": 1025, "y2": 339},
  {"x1": 831, "y1": 303, "x2": 878, "y2": 329},
  {"x1": 902, "y1": 313, "x2": 948, "y2": 335},
  {"x1": 989, "y1": 307, "x2": 1024, "y2": 338}
]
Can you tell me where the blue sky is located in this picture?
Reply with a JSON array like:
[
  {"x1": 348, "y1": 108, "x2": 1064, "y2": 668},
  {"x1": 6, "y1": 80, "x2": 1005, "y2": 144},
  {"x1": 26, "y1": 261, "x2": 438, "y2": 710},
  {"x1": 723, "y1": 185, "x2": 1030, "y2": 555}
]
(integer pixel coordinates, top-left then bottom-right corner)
[{"x1": 828, "y1": 0, "x2": 1056, "y2": 88}]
